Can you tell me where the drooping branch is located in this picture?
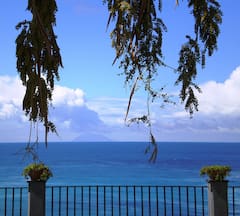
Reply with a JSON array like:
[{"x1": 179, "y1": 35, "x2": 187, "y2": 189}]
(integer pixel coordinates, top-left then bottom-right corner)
[
  {"x1": 104, "y1": 0, "x2": 168, "y2": 161},
  {"x1": 16, "y1": 0, "x2": 63, "y2": 147},
  {"x1": 176, "y1": 0, "x2": 222, "y2": 115},
  {"x1": 104, "y1": 0, "x2": 222, "y2": 161}
]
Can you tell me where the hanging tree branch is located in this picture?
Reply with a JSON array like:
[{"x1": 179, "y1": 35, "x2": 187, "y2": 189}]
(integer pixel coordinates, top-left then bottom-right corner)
[
  {"x1": 104, "y1": 0, "x2": 222, "y2": 161},
  {"x1": 176, "y1": 0, "x2": 222, "y2": 115},
  {"x1": 16, "y1": 0, "x2": 63, "y2": 151}
]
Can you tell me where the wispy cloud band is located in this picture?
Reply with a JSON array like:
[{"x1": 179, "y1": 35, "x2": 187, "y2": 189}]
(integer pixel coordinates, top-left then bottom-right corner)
[{"x1": 0, "y1": 66, "x2": 240, "y2": 142}]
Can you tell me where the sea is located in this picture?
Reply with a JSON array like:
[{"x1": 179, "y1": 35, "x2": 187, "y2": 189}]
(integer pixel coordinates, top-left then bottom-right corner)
[{"x1": 0, "y1": 142, "x2": 240, "y2": 187}]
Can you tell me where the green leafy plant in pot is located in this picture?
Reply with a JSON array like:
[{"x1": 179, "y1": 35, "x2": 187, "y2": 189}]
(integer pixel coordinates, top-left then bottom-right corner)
[
  {"x1": 200, "y1": 165, "x2": 231, "y2": 181},
  {"x1": 23, "y1": 163, "x2": 53, "y2": 182}
]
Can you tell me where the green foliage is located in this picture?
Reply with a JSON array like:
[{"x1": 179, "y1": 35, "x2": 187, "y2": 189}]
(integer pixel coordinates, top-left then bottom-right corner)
[
  {"x1": 104, "y1": 0, "x2": 222, "y2": 113},
  {"x1": 104, "y1": 0, "x2": 222, "y2": 161},
  {"x1": 104, "y1": 0, "x2": 169, "y2": 161},
  {"x1": 16, "y1": 0, "x2": 62, "y2": 146},
  {"x1": 105, "y1": 0, "x2": 166, "y2": 84},
  {"x1": 176, "y1": 0, "x2": 222, "y2": 115},
  {"x1": 200, "y1": 165, "x2": 231, "y2": 181},
  {"x1": 22, "y1": 162, "x2": 53, "y2": 182}
]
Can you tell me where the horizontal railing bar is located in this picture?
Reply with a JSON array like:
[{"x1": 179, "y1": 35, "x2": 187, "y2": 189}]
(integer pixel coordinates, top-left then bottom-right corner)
[
  {"x1": 1, "y1": 185, "x2": 238, "y2": 188},
  {"x1": 2, "y1": 185, "x2": 240, "y2": 188},
  {"x1": 0, "y1": 187, "x2": 27, "y2": 189}
]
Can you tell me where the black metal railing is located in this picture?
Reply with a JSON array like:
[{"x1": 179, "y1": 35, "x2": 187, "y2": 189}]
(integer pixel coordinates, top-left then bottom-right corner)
[
  {"x1": 0, "y1": 185, "x2": 240, "y2": 216},
  {"x1": 229, "y1": 186, "x2": 240, "y2": 216},
  {"x1": 0, "y1": 187, "x2": 28, "y2": 216},
  {"x1": 45, "y1": 185, "x2": 208, "y2": 216}
]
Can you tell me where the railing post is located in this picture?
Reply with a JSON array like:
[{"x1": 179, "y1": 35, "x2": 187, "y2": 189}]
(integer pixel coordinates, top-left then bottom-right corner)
[
  {"x1": 208, "y1": 181, "x2": 228, "y2": 216},
  {"x1": 28, "y1": 181, "x2": 46, "y2": 216}
]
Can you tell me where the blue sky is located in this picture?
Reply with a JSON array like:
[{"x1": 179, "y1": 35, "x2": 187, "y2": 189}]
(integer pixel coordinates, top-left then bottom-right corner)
[{"x1": 0, "y1": 0, "x2": 240, "y2": 142}]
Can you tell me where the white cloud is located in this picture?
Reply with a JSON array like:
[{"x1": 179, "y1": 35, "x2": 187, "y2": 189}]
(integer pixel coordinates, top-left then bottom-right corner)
[
  {"x1": 53, "y1": 85, "x2": 85, "y2": 107},
  {"x1": 87, "y1": 97, "x2": 152, "y2": 125},
  {"x1": 197, "y1": 66, "x2": 240, "y2": 115},
  {"x1": 86, "y1": 97, "x2": 127, "y2": 125},
  {"x1": 0, "y1": 104, "x2": 18, "y2": 119},
  {"x1": 0, "y1": 76, "x2": 86, "y2": 120},
  {"x1": 0, "y1": 76, "x2": 25, "y2": 119},
  {"x1": 62, "y1": 120, "x2": 71, "y2": 129},
  {"x1": 0, "y1": 75, "x2": 24, "y2": 106}
]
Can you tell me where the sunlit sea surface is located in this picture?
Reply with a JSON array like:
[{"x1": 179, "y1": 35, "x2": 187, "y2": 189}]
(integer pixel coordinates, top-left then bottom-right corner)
[{"x1": 0, "y1": 142, "x2": 240, "y2": 187}]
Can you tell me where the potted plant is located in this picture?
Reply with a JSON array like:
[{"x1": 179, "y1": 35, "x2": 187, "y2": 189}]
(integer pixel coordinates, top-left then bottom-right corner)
[
  {"x1": 200, "y1": 165, "x2": 231, "y2": 181},
  {"x1": 200, "y1": 165, "x2": 231, "y2": 182},
  {"x1": 23, "y1": 163, "x2": 52, "y2": 216},
  {"x1": 23, "y1": 162, "x2": 53, "y2": 182},
  {"x1": 200, "y1": 165, "x2": 231, "y2": 216}
]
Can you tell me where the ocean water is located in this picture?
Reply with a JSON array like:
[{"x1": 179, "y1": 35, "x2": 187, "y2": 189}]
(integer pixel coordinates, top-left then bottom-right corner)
[{"x1": 0, "y1": 142, "x2": 240, "y2": 187}]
